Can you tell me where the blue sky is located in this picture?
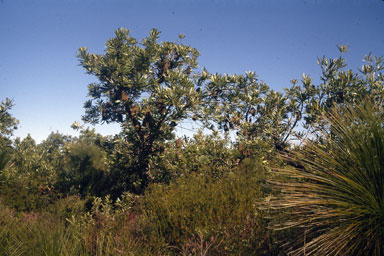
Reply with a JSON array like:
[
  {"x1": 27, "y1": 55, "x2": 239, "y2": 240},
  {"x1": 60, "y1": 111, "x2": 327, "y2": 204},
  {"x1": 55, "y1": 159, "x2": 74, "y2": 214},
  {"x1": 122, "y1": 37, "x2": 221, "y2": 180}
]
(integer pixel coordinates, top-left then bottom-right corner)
[{"x1": 1, "y1": 0, "x2": 383, "y2": 142}]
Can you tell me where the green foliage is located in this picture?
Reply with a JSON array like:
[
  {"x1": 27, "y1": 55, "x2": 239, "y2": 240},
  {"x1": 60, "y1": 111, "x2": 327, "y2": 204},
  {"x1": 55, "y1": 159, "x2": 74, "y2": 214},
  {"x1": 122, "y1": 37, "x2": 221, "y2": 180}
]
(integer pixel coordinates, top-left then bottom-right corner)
[
  {"x1": 78, "y1": 28, "x2": 202, "y2": 193},
  {"x1": 0, "y1": 98, "x2": 18, "y2": 173},
  {"x1": 0, "y1": 98, "x2": 18, "y2": 138},
  {"x1": 91, "y1": 133, "x2": 150, "y2": 198},
  {"x1": 0, "y1": 135, "x2": 59, "y2": 211},
  {"x1": 141, "y1": 169, "x2": 280, "y2": 255},
  {"x1": 66, "y1": 193, "x2": 146, "y2": 255},
  {"x1": 0, "y1": 195, "x2": 147, "y2": 256},
  {"x1": 3, "y1": 29, "x2": 384, "y2": 255},
  {"x1": 267, "y1": 101, "x2": 384, "y2": 255},
  {"x1": 7, "y1": 133, "x2": 68, "y2": 185},
  {"x1": 202, "y1": 47, "x2": 384, "y2": 150},
  {"x1": 286, "y1": 47, "x2": 384, "y2": 139},
  {"x1": 159, "y1": 131, "x2": 238, "y2": 180},
  {"x1": 56, "y1": 140, "x2": 107, "y2": 198},
  {"x1": 201, "y1": 71, "x2": 302, "y2": 152},
  {"x1": 0, "y1": 141, "x2": 13, "y2": 173},
  {"x1": 0, "y1": 200, "x2": 87, "y2": 256}
]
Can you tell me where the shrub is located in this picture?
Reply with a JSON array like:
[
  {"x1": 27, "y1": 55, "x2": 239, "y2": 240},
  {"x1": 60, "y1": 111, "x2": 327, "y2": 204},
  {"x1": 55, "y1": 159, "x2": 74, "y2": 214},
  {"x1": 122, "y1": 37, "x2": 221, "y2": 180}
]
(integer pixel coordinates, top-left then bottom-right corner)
[
  {"x1": 140, "y1": 167, "x2": 280, "y2": 255},
  {"x1": 160, "y1": 131, "x2": 239, "y2": 180},
  {"x1": 56, "y1": 141, "x2": 107, "y2": 198},
  {"x1": 66, "y1": 193, "x2": 146, "y2": 255}
]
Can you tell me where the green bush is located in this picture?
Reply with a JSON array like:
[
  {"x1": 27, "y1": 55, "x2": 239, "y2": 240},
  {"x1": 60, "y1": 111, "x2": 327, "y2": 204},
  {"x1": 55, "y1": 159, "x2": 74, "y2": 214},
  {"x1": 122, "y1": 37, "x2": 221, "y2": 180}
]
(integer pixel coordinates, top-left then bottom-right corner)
[
  {"x1": 140, "y1": 167, "x2": 280, "y2": 255},
  {"x1": 160, "y1": 131, "x2": 239, "y2": 180},
  {"x1": 56, "y1": 141, "x2": 107, "y2": 198},
  {"x1": 0, "y1": 135, "x2": 62, "y2": 212},
  {"x1": 66, "y1": 193, "x2": 148, "y2": 255}
]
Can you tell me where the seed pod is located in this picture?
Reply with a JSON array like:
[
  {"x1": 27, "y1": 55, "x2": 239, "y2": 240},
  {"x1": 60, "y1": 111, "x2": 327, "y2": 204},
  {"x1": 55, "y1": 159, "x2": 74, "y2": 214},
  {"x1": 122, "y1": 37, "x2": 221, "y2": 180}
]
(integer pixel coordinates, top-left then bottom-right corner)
[
  {"x1": 176, "y1": 138, "x2": 183, "y2": 148},
  {"x1": 163, "y1": 60, "x2": 170, "y2": 72},
  {"x1": 121, "y1": 91, "x2": 129, "y2": 101},
  {"x1": 102, "y1": 109, "x2": 108, "y2": 120},
  {"x1": 243, "y1": 149, "x2": 251, "y2": 157},
  {"x1": 130, "y1": 105, "x2": 139, "y2": 116}
]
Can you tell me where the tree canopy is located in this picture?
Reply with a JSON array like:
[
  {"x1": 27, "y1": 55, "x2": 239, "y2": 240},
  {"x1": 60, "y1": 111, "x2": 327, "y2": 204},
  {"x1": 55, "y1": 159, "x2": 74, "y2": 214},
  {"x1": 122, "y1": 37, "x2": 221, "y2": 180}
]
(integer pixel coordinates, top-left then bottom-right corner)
[{"x1": 77, "y1": 28, "x2": 202, "y2": 192}]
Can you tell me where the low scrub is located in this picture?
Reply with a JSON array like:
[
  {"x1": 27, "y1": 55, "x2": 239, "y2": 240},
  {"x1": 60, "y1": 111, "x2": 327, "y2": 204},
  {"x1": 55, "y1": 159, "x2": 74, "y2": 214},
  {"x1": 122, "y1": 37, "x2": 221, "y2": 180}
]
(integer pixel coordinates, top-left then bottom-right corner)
[{"x1": 141, "y1": 168, "x2": 282, "y2": 255}]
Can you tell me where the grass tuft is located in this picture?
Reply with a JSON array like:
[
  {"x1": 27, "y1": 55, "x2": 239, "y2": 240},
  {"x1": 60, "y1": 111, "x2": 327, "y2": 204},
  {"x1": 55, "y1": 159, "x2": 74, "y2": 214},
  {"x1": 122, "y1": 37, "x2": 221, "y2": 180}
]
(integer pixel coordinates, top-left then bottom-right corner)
[{"x1": 267, "y1": 101, "x2": 384, "y2": 255}]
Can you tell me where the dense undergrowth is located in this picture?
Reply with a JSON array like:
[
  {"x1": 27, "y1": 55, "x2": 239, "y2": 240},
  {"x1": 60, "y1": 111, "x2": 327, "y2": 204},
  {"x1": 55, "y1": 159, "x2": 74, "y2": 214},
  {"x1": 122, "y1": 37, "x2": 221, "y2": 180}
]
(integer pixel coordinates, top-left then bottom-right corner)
[
  {"x1": 1, "y1": 107, "x2": 383, "y2": 255},
  {"x1": 0, "y1": 143, "x2": 287, "y2": 255},
  {"x1": 1, "y1": 31, "x2": 383, "y2": 255},
  {"x1": 3, "y1": 104, "x2": 382, "y2": 255}
]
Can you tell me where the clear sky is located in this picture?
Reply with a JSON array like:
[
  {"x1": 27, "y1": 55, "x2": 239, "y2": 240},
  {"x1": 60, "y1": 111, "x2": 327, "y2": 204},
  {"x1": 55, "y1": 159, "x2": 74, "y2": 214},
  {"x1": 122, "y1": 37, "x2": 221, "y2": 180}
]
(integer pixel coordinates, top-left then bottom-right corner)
[{"x1": 1, "y1": 0, "x2": 383, "y2": 142}]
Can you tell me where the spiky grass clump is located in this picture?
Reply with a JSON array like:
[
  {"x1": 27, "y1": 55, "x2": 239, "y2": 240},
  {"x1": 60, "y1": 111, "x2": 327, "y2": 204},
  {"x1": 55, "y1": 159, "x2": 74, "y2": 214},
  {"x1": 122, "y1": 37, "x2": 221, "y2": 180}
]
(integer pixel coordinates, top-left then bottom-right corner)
[{"x1": 269, "y1": 102, "x2": 384, "y2": 255}]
